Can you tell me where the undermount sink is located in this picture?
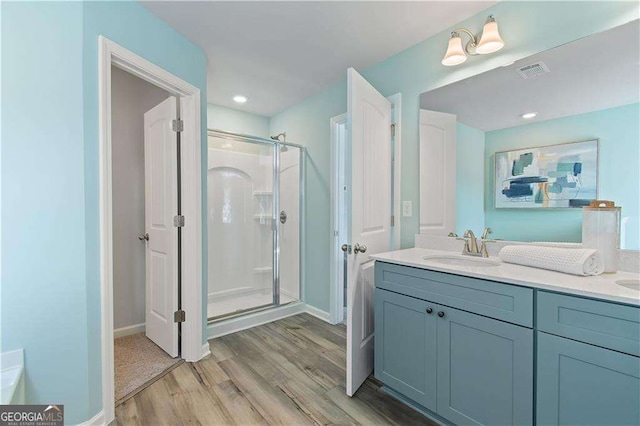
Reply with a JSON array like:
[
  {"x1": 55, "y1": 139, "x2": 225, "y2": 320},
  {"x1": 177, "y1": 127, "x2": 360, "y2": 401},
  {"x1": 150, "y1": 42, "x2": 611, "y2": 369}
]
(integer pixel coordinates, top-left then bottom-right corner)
[
  {"x1": 423, "y1": 254, "x2": 501, "y2": 268},
  {"x1": 616, "y1": 279, "x2": 640, "y2": 291}
]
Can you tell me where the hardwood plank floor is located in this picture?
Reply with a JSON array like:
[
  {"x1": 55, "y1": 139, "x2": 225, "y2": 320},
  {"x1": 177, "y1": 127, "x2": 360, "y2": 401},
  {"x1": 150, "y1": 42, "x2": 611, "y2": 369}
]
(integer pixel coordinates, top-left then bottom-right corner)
[{"x1": 115, "y1": 313, "x2": 435, "y2": 425}]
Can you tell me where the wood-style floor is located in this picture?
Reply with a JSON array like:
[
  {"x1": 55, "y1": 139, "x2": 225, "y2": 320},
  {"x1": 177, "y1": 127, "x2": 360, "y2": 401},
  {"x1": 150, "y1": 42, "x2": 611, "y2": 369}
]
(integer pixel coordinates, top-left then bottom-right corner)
[{"x1": 115, "y1": 313, "x2": 434, "y2": 425}]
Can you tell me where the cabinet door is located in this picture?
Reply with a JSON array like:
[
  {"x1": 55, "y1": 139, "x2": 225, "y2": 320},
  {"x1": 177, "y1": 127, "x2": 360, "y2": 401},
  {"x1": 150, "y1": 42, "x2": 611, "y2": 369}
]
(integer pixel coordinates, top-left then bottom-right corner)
[
  {"x1": 437, "y1": 307, "x2": 533, "y2": 425},
  {"x1": 374, "y1": 288, "x2": 437, "y2": 411},
  {"x1": 537, "y1": 332, "x2": 640, "y2": 426}
]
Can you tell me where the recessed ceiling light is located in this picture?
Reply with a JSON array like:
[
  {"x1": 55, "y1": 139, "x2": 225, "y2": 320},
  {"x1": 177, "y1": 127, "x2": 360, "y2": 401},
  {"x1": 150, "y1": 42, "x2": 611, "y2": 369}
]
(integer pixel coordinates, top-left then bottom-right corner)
[
  {"x1": 521, "y1": 112, "x2": 537, "y2": 119},
  {"x1": 233, "y1": 95, "x2": 247, "y2": 103}
]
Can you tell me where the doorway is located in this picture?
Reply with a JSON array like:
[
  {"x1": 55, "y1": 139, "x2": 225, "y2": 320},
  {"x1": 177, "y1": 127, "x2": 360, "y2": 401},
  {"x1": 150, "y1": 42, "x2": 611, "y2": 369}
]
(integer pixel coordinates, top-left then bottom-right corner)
[
  {"x1": 99, "y1": 36, "x2": 203, "y2": 425},
  {"x1": 110, "y1": 66, "x2": 183, "y2": 404}
]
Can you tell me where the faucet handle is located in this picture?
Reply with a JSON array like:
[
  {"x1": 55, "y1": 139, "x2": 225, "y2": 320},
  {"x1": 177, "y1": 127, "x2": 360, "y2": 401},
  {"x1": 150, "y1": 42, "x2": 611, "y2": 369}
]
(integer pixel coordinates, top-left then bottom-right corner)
[
  {"x1": 456, "y1": 236, "x2": 471, "y2": 254},
  {"x1": 479, "y1": 237, "x2": 497, "y2": 257}
]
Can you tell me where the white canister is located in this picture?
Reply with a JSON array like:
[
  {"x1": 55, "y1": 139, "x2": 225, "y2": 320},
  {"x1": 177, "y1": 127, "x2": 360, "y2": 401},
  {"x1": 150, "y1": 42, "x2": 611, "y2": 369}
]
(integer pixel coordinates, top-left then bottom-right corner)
[{"x1": 582, "y1": 201, "x2": 621, "y2": 273}]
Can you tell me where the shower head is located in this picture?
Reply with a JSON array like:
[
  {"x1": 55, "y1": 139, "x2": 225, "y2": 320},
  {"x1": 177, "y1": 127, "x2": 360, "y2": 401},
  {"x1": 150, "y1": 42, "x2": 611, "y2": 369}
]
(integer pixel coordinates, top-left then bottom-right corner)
[
  {"x1": 270, "y1": 132, "x2": 286, "y2": 142},
  {"x1": 270, "y1": 132, "x2": 288, "y2": 152}
]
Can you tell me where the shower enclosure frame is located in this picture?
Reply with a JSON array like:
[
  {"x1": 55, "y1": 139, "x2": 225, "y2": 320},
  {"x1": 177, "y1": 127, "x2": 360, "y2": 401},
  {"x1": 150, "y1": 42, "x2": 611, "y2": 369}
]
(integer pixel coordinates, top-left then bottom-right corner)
[{"x1": 206, "y1": 129, "x2": 306, "y2": 322}]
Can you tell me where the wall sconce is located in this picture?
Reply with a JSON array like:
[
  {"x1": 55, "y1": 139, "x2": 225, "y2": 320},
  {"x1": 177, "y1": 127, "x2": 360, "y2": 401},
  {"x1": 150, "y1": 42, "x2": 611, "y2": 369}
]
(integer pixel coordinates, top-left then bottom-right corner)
[{"x1": 442, "y1": 15, "x2": 505, "y2": 66}]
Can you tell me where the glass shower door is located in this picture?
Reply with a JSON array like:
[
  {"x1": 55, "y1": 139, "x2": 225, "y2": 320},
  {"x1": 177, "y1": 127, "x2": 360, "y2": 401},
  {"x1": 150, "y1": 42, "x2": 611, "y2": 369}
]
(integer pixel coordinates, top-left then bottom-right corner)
[
  {"x1": 276, "y1": 145, "x2": 302, "y2": 306},
  {"x1": 207, "y1": 135, "x2": 275, "y2": 320}
]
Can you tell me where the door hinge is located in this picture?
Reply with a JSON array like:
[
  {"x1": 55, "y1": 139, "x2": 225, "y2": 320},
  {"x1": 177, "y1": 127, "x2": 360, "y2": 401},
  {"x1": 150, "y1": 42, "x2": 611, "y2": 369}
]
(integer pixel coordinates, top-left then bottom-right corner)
[
  {"x1": 172, "y1": 119, "x2": 184, "y2": 133},
  {"x1": 391, "y1": 215, "x2": 395, "y2": 226},
  {"x1": 173, "y1": 215, "x2": 185, "y2": 227},
  {"x1": 174, "y1": 310, "x2": 186, "y2": 323},
  {"x1": 391, "y1": 123, "x2": 396, "y2": 137}
]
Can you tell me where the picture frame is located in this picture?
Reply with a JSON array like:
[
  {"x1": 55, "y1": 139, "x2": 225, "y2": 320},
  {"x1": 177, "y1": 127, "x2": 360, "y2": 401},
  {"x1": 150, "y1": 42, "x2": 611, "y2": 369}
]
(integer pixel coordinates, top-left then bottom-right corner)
[{"x1": 494, "y1": 139, "x2": 599, "y2": 209}]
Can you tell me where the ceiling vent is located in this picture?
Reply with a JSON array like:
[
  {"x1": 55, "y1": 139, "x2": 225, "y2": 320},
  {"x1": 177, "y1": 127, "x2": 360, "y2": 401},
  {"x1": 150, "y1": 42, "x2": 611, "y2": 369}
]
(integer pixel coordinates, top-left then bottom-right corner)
[{"x1": 516, "y1": 61, "x2": 550, "y2": 79}]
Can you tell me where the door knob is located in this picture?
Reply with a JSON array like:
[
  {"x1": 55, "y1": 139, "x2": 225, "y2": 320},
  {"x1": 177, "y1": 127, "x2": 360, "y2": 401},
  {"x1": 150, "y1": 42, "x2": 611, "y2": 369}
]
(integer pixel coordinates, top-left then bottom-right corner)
[
  {"x1": 341, "y1": 244, "x2": 352, "y2": 254},
  {"x1": 354, "y1": 243, "x2": 367, "y2": 254},
  {"x1": 438, "y1": 311, "x2": 445, "y2": 318},
  {"x1": 138, "y1": 233, "x2": 149, "y2": 241}
]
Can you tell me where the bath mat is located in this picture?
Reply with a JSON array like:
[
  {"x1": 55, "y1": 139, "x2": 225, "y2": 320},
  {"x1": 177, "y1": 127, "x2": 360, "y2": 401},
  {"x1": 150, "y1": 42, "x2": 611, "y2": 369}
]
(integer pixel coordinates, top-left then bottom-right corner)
[{"x1": 114, "y1": 333, "x2": 181, "y2": 403}]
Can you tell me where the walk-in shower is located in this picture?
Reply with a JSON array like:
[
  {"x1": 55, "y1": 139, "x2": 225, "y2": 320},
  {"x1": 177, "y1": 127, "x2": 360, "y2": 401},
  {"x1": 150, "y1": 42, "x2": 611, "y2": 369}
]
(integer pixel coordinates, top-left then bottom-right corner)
[{"x1": 207, "y1": 130, "x2": 304, "y2": 321}]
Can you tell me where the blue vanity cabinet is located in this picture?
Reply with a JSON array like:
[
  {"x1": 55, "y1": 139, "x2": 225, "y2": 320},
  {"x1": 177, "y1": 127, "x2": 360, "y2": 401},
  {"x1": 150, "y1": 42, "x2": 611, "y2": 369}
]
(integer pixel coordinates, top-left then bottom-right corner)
[
  {"x1": 537, "y1": 332, "x2": 640, "y2": 426},
  {"x1": 436, "y1": 306, "x2": 534, "y2": 426},
  {"x1": 375, "y1": 262, "x2": 640, "y2": 425},
  {"x1": 374, "y1": 288, "x2": 438, "y2": 412},
  {"x1": 536, "y1": 291, "x2": 640, "y2": 425},
  {"x1": 374, "y1": 262, "x2": 534, "y2": 425}
]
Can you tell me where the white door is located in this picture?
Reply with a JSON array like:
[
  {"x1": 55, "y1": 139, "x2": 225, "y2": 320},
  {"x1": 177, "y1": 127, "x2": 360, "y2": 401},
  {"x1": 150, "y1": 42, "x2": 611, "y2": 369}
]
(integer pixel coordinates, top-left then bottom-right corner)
[
  {"x1": 419, "y1": 109, "x2": 456, "y2": 236},
  {"x1": 346, "y1": 68, "x2": 392, "y2": 396},
  {"x1": 144, "y1": 96, "x2": 179, "y2": 357}
]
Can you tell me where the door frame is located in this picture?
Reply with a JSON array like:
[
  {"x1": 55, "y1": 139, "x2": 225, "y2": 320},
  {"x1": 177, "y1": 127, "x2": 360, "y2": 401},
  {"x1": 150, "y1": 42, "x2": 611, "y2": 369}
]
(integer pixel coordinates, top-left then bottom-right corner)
[
  {"x1": 329, "y1": 93, "x2": 401, "y2": 325},
  {"x1": 330, "y1": 113, "x2": 348, "y2": 325},
  {"x1": 98, "y1": 36, "x2": 203, "y2": 424}
]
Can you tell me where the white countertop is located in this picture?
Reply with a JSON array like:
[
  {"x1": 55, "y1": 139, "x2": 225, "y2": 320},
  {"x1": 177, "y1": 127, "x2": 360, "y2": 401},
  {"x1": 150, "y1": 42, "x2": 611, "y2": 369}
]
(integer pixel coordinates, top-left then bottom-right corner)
[{"x1": 371, "y1": 248, "x2": 640, "y2": 307}]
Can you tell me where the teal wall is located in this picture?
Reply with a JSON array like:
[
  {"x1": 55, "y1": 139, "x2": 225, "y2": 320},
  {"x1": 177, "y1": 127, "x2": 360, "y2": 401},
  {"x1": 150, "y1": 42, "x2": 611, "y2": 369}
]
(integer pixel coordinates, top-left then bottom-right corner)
[
  {"x1": 207, "y1": 104, "x2": 270, "y2": 138},
  {"x1": 2, "y1": 2, "x2": 90, "y2": 422},
  {"x1": 270, "y1": 1, "x2": 638, "y2": 313},
  {"x1": 270, "y1": 82, "x2": 347, "y2": 310},
  {"x1": 2, "y1": 1, "x2": 207, "y2": 423},
  {"x1": 484, "y1": 103, "x2": 640, "y2": 250},
  {"x1": 456, "y1": 123, "x2": 485, "y2": 236}
]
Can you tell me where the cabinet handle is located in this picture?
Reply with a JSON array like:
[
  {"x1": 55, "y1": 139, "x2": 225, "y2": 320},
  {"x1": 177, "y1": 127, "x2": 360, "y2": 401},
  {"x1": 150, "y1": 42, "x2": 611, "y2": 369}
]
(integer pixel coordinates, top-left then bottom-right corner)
[
  {"x1": 426, "y1": 307, "x2": 433, "y2": 314},
  {"x1": 438, "y1": 311, "x2": 445, "y2": 318}
]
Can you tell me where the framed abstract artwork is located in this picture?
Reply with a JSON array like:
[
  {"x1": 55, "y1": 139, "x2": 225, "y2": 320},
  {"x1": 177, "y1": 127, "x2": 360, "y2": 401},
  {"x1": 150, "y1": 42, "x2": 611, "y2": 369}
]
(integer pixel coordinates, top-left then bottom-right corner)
[{"x1": 494, "y1": 139, "x2": 598, "y2": 209}]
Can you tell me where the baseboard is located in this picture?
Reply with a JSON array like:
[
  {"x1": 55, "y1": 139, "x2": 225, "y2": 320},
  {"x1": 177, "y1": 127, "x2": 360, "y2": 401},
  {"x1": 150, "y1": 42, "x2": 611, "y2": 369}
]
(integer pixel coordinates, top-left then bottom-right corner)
[
  {"x1": 207, "y1": 301, "x2": 305, "y2": 339},
  {"x1": 114, "y1": 323, "x2": 145, "y2": 339},
  {"x1": 79, "y1": 410, "x2": 105, "y2": 426},
  {"x1": 304, "y1": 304, "x2": 332, "y2": 323},
  {"x1": 201, "y1": 342, "x2": 212, "y2": 360}
]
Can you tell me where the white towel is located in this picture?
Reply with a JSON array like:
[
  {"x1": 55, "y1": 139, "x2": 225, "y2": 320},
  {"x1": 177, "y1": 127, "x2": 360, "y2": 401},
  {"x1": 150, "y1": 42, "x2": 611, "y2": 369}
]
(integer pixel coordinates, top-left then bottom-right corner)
[{"x1": 498, "y1": 245, "x2": 604, "y2": 276}]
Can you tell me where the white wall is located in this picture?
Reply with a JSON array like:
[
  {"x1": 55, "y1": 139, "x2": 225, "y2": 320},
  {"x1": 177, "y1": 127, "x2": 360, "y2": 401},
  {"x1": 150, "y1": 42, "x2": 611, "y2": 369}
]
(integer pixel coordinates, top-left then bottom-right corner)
[
  {"x1": 207, "y1": 103, "x2": 270, "y2": 138},
  {"x1": 111, "y1": 66, "x2": 171, "y2": 331}
]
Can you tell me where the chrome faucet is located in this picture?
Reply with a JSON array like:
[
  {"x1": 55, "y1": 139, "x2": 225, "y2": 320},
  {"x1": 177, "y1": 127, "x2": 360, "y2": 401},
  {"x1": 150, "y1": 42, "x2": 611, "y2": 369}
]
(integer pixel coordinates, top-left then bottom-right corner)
[{"x1": 457, "y1": 228, "x2": 495, "y2": 257}]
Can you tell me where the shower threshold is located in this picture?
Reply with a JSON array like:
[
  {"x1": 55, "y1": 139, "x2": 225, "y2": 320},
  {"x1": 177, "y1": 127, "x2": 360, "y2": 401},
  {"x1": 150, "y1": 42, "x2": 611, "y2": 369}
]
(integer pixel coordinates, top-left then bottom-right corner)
[{"x1": 207, "y1": 295, "x2": 297, "y2": 323}]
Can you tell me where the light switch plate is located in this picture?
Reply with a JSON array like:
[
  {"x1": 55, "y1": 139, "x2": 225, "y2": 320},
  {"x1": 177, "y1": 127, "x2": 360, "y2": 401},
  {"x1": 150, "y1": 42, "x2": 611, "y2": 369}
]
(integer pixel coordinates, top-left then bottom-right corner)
[{"x1": 402, "y1": 201, "x2": 412, "y2": 217}]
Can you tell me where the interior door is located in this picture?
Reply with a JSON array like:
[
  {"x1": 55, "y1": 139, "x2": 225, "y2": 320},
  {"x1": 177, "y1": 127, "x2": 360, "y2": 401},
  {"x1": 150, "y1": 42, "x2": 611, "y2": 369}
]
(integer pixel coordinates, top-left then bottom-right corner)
[
  {"x1": 143, "y1": 96, "x2": 179, "y2": 357},
  {"x1": 346, "y1": 68, "x2": 392, "y2": 396},
  {"x1": 419, "y1": 109, "x2": 456, "y2": 235}
]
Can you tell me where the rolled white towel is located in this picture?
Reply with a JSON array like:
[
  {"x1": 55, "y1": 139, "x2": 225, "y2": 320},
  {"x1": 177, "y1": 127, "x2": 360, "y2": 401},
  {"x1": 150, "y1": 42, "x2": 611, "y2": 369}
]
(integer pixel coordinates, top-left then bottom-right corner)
[{"x1": 499, "y1": 245, "x2": 604, "y2": 276}]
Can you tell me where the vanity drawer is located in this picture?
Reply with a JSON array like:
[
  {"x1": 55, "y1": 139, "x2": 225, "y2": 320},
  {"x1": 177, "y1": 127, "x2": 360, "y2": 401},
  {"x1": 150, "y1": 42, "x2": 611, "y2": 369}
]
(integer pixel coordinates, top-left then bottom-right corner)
[
  {"x1": 537, "y1": 291, "x2": 640, "y2": 356},
  {"x1": 375, "y1": 262, "x2": 533, "y2": 327}
]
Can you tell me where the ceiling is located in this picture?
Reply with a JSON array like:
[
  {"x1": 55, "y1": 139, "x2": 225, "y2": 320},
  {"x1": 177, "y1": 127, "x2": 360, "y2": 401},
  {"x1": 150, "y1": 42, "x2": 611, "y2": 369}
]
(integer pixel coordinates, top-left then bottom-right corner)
[
  {"x1": 141, "y1": 1, "x2": 495, "y2": 117},
  {"x1": 420, "y1": 19, "x2": 640, "y2": 132}
]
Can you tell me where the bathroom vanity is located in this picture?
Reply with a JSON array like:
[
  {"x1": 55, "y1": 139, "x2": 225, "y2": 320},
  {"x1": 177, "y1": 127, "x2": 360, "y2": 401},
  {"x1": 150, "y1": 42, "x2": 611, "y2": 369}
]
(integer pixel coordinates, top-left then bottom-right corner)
[{"x1": 372, "y1": 249, "x2": 640, "y2": 426}]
